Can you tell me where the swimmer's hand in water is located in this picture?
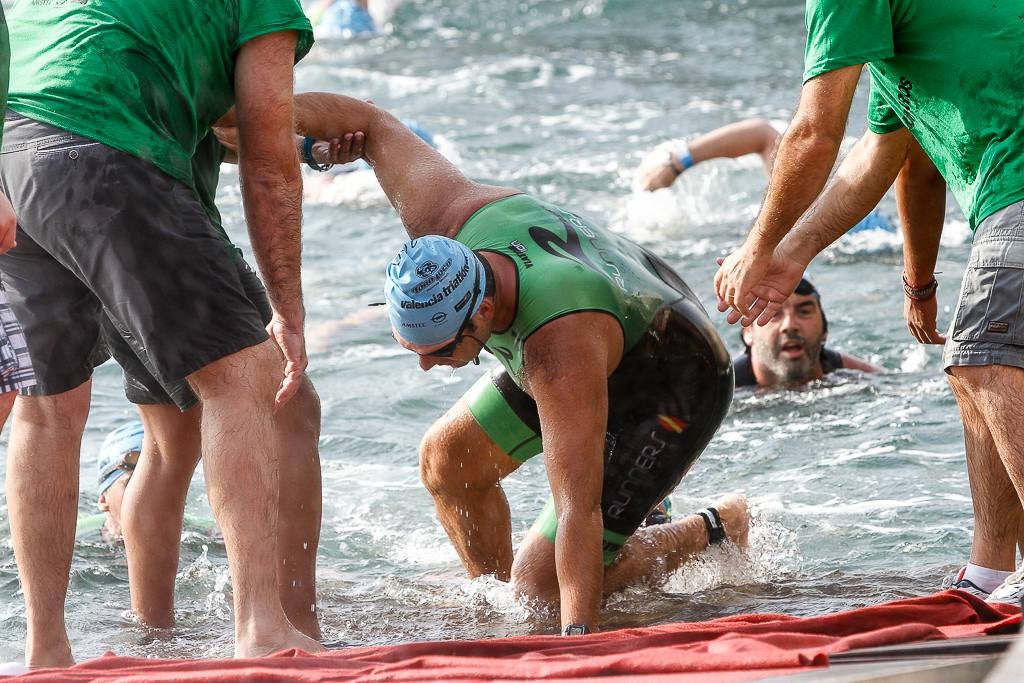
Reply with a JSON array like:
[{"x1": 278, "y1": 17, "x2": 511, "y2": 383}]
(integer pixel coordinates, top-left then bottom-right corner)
[
  {"x1": 715, "y1": 242, "x2": 805, "y2": 326},
  {"x1": 636, "y1": 144, "x2": 683, "y2": 192}
]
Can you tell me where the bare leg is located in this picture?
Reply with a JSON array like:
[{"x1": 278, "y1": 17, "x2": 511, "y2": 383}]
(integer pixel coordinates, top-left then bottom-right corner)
[
  {"x1": 121, "y1": 404, "x2": 203, "y2": 628},
  {"x1": 512, "y1": 494, "x2": 751, "y2": 603},
  {"x1": 273, "y1": 376, "x2": 322, "y2": 639},
  {"x1": 419, "y1": 400, "x2": 521, "y2": 580},
  {"x1": 7, "y1": 384, "x2": 92, "y2": 668},
  {"x1": 187, "y1": 340, "x2": 322, "y2": 657},
  {"x1": 948, "y1": 374, "x2": 1022, "y2": 571},
  {"x1": 949, "y1": 366, "x2": 1024, "y2": 569}
]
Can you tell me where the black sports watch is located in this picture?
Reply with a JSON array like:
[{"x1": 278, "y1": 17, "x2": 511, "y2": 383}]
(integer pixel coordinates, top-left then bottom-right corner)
[{"x1": 563, "y1": 624, "x2": 590, "y2": 636}]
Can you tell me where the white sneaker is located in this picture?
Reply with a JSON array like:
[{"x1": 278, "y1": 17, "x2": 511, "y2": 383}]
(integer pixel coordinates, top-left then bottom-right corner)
[
  {"x1": 942, "y1": 566, "x2": 991, "y2": 599},
  {"x1": 986, "y1": 567, "x2": 1024, "y2": 604}
]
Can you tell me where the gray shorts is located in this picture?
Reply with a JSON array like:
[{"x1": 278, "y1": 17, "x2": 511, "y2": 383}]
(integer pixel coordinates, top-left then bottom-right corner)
[
  {"x1": 0, "y1": 288, "x2": 36, "y2": 394},
  {"x1": 0, "y1": 113, "x2": 269, "y2": 409},
  {"x1": 104, "y1": 258, "x2": 272, "y2": 408},
  {"x1": 944, "y1": 199, "x2": 1024, "y2": 371}
]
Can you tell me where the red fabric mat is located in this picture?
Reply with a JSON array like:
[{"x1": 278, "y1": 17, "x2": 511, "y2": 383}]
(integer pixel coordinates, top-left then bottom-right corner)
[{"x1": 12, "y1": 591, "x2": 1020, "y2": 682}]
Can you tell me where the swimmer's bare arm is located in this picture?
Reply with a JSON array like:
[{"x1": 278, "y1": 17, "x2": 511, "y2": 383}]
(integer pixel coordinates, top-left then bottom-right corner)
[
  {"x1": 234, "y1": 30, "x2": 307, "y2": 404},
  {"x1": 292, "y1": 93, "x2": 516, "y2": 238},
  {"x1": 896, "y1": 140, "x2": 947, "y2": 344},
  {"x1": 839, "y1": 353, "x2": 882, "y2": 373},
  {"x1": 523, "y1": 312, "x2": 624, "y2": 631},
  {"x1": 639, "y1": 118, "x2": 781, "y2": 191}
]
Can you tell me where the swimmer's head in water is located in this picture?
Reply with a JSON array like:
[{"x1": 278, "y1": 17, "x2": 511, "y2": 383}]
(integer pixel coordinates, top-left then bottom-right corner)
[
  {"x1": 96, "y1": 421, "x2": 143, "y2": 496},
  {"x1": 385, "y1": 237, "x2": 488, "y2": 366},
  {"x1": 743, "y1": 278, "x2": 828, "y2": 385}
]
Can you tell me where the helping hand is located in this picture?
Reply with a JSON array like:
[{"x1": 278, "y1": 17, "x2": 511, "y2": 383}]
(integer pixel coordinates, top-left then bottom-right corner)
[
  {"x1": 905, "y1": 295, "x2": 946, "y2": 344},
  {"x1": 715, "y1": 244, "x2": 806, "y2": 326},
  {"x1": 314, "y1": 131, "x2": 366, "y2": 166},
  {"x1": 267, "y1": 315, "x2": 308, "y2": 409}
]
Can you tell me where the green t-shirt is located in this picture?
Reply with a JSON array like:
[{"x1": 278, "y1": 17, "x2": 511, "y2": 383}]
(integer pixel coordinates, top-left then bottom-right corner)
[
  {"x1": 6, "y1": 0, "x2": 313, "y2": 188},
  {"x1": 455, "y1": 194, "x2": 681, "y2": 387},
  {"x1": 803, "y1": 0, "x2": 1024, "y2": 230}
]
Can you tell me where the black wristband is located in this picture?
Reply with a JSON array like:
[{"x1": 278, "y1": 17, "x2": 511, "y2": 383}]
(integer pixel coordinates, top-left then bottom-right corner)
[
  {"x1": 563, "y1": 624, "x2": 590, "y2": 636},
  {"x1": 902, "y1": 272, "x2": 937, "y2": 301},
  {"x1": 698, "y1": 506, "x2": 727, "y2": 545},
  {"x1": 303, "y1": 136, "x2": 333, "y2": 172}
]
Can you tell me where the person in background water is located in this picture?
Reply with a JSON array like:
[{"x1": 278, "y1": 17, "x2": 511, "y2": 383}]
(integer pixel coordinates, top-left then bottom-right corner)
[
  {"x1": 91, "y1": 423, "x2": 142, "y2": 543},
  {"x1": 308, "y1": 0, "x2": 377, "y2": 37},
  {"x1": 713, "y1": 0, "x2": 1024, "y2": 605},
  {"x1": 0, "y1": 6, "x2": 37, "y2": 427},
  {"x1": 636, "y1": 118, "x2": 895, "y2": 235},
  {"x1": 734, "y1": 278, "x2": 879, "y2": 389},
  {"x1": 1, "y1": 0, "x2": 321, "y2": 666}
]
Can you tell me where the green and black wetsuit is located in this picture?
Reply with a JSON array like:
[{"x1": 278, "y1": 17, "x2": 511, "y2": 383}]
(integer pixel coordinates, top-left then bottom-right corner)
[{"x1": 455, "y1": 194, "x2": 733, "y2": 563}]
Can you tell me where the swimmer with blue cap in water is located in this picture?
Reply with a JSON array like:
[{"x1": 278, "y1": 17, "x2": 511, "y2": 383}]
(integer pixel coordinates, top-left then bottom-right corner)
[
  {"x1": 93, "y1": 422, "x2": 144, "y2": 542},
  {"x1": 273, "y1": 92, "x2": 753, "y2": 635}
]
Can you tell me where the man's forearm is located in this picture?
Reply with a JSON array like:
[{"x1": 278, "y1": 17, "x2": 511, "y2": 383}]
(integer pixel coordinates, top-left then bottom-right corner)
[
  {"x1": 749, "y1": 66, "x2": 864, "y2": 252},
  {"x1": 555, "y1": 505, "x2": 604, "y2": 629},
  {"x1": 240, "y1": 156, "x2": 305, "y2": 322},
  {"x1": 896, "y1": 141, "x2": 946, "y2": 286},
  {"x1": 751, "y1": 119, "x2": 843, "y2": 250},
  {"x1": 783, "y1": 130, "x2": 911, "y2": 265}
]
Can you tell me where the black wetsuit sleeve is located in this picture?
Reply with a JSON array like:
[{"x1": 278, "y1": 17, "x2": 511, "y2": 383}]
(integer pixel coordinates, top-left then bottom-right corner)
[
  {"x1": 820, "y1": 347, "x2": 844, "y2": 375},
  {"x1": 732, "y1": 353, "x2": 756, "y2": 387}
]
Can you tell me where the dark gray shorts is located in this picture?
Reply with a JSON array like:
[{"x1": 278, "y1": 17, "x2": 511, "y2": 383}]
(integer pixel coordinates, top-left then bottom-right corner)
[
  {"x1": 0, "y1": 113, "x2": 269, "y2": 409},
  {"x1": 944, "y1": 199, "x2": 1024, "y2": 371},
  {"x1": 104, "y1": 258, "x2": 272, "y2": 408}
]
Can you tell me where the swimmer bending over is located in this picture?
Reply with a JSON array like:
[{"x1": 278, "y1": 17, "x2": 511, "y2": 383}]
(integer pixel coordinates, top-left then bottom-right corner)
[{"x1": 287, "y1": 94, "x2": 749, "y2": 633}]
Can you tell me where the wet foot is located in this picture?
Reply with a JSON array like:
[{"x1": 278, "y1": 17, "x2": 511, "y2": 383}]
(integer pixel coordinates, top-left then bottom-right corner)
[
  {"x1": 235, "y1": 628, "x2": 326, "y2": 659},
  {"x1": 714, "y1": 493, "x2": 751, "y2": 548},
  {"x1": 26, "y1": 641, "x2": 74, "y2": 670}
]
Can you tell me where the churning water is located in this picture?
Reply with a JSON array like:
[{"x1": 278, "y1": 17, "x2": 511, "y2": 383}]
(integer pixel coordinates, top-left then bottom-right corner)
[{"x1": 0, "y1": 0, "x2": 979, "y2": 662}]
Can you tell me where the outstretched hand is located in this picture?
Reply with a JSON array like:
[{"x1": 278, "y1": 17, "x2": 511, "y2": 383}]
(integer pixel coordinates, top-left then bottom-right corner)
[
  {"x1": 905, "y1": 295, "x2": 946, "y2": 344},
  {"x1": 267, "y1": 315, "x2": 308, "y2": 409},
  {"x1": 715, "y1": 245, "x2": 807, "y2": 326}
]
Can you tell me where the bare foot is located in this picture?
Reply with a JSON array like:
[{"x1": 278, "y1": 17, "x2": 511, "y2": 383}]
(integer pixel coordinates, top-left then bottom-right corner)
[
  {"x1": 235, "y1": 627, "x2": 326, "y2": 659},
  {"x1": 714, "y1": 493, "x2": 751, "y2": 549},
  {"x1": 26, "y1": 638, "x2": 74, "y2": 669}
]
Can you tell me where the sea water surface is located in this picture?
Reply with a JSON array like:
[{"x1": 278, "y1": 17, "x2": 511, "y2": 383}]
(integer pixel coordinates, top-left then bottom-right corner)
[{"x1": 0, "y1": 0, "x2": 980, "y2": 661}]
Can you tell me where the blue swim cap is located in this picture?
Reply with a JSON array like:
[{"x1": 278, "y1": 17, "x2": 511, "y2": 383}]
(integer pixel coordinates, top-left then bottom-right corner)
[
  {"x1": 385, "y1": 236, "x2": 484, "y2": 347},
  {"x1": 96, "y1": 421, "x2": 144, "y2": 496},
  {"x1": 849, "y1": 208, "x2": 896, "y2": 234}
]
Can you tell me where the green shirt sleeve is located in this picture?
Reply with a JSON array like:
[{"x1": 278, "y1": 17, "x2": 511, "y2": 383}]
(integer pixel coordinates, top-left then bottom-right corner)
[
  {"x1": 866, "y1": 82, "x2": 905, "y2": 135},
  {"x1": 803, "y1": 0, "x2": 894, "y2": 83},
  {"x1": 236, "y1": 0, "x2": 314, "y2": 63}
]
